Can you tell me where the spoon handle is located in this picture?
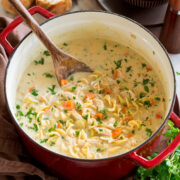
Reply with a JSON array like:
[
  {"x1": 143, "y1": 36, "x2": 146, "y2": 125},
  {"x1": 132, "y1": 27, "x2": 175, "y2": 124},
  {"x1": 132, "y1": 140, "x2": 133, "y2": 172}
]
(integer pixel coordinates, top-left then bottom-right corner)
[{"x1": 8, "y1": 0, "x2": 61, "y2": 55}]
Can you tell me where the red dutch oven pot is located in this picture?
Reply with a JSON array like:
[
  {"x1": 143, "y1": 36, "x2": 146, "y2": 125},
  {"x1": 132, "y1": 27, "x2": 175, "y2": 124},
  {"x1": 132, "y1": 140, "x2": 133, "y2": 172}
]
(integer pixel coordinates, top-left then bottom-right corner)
[{"x1": 0, "y1": 6, "x2": 180, "y2": 180}]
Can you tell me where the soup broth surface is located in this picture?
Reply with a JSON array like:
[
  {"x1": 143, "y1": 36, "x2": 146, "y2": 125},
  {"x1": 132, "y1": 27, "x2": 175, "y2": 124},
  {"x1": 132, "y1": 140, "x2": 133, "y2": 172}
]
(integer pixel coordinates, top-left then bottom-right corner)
[{"x1": 16, "y1": 38, "x2": 166, "y2": 159}]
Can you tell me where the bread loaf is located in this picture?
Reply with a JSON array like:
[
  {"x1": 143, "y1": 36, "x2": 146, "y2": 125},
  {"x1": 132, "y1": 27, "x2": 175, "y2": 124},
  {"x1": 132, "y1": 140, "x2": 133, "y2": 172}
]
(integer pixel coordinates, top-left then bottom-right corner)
[
  {"x1": 1, "y1": 0, "x2": 35, "y2": 15},
  {"x1": 36, "y1": 0, "x2": 72, "y2": 15}
]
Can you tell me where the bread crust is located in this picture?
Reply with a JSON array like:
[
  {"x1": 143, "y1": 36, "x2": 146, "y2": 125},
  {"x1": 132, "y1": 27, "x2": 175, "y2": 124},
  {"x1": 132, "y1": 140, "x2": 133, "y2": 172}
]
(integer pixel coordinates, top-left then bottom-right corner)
[
  {"x1": 36, "y1": 0, "x2": 72, "y2": 15},
  {"x1": 1, "y1": 0, "x2": 35, "y2": 15}
]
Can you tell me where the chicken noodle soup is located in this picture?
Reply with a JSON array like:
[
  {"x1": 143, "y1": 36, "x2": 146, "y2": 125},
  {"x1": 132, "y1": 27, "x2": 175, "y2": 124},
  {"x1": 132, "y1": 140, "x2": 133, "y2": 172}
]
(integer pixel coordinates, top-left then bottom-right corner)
[{"x1": 16, "y1": 38, "x2": 166, "y2": 159}]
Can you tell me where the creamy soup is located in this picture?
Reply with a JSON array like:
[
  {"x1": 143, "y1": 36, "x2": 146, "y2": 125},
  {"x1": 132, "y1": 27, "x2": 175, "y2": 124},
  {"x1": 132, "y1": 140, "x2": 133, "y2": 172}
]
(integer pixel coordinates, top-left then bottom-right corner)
[{"x1": 15, "y1": 38, "x2": 166, "y2": 159}]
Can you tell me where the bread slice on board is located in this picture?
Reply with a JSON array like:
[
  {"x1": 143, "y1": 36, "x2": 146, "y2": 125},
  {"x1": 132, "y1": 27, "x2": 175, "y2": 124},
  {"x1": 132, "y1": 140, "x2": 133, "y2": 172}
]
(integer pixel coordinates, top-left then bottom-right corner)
[
  {"x1": 1, "y1": 0, "x2": 35, "y2": 15},
  {"x1": 36, "y1": 0, "x2": 72, "y2": 15}
]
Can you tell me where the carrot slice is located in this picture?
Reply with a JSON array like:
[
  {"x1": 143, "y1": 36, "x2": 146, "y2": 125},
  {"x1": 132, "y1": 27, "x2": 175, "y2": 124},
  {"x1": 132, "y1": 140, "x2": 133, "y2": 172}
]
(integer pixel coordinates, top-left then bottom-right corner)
[
  {"x1": 29, "y1": 87, "x2": 35, "y2": 93},
  {"x1": 146, "y1": 66, "x2": 152, "y2": 71},
  {"x1": 124, "y1": 52, "x2": 129, "y2": 57},
  {"x1": 113, "y1": 69, "x2": 118, "y2": 79},
  {"x1": 151, "y1": 99, "x2": 156, "y2": 105},
  {"x1": 155, "y1": 113, "x2": 162, "y2": 119},
  {"x1": 126, "y1": 133, "x2": 134, "y2": 138},
  {"x1": 99, "y1": 84, "x2": 103, "y2": 88},
  {"x1": 112, "y1": 128, "x2": 122, "y2": 139},
  {"x1": 122, "y1": 116, "x2": 133, "y2": 121},
  {"x1": 95, "y1": 113, "x2": 104, "y2": 120},
  {"x1": 60, "y1": 80, "x2": 68, "y2": 86},
  {"x1": 42, "y1": 104, "x2": 53, "y2": 112},
  {"x1": 121, "y1": 107, "x2": 128, "y2": 114},
  {"x1": 85, "y1": 93, "x2": 96, "y2": 100},
  {"x1": 57, "y1": 122, "x2": 62, "y2": 129},
  {"x1": 40, "y1": 96, "x2": 47, "y2": 104},
  {"x1": 63, "y1": 100, "x2": 75, "y2": 110},
  {"x1": 103, "y1": 88, "x2": 112, "y2": 96}
]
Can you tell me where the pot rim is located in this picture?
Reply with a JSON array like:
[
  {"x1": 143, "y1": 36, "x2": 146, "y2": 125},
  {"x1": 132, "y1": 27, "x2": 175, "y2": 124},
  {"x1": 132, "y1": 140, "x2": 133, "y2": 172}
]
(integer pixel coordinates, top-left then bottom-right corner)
[{"x1": 5, "y1": 10, "x2": 176, "y2": 162}]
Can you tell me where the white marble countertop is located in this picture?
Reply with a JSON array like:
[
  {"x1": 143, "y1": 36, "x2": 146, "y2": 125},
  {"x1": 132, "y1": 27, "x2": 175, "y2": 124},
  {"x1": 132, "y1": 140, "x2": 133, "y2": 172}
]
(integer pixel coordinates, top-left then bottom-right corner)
[{"x1": 0, "y1": 0, "x2": 179, "y2": 100}]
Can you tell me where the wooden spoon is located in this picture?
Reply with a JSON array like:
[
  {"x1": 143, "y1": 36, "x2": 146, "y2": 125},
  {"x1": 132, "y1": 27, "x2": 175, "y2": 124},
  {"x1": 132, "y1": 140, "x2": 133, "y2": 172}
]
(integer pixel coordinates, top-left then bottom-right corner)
[{"x1": 8, "y1": 0, "x2": 93, "y2": 85}]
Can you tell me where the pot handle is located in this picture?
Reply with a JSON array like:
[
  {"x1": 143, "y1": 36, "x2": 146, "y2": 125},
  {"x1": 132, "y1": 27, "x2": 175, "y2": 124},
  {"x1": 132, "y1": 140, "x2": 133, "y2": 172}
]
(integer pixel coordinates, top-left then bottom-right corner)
[
  {"x1": 128, "y1": 111, "x2": 180, "y2": 169},
  {"x1": 0, "y1": 6, "x2": 55, "y2": 55}
]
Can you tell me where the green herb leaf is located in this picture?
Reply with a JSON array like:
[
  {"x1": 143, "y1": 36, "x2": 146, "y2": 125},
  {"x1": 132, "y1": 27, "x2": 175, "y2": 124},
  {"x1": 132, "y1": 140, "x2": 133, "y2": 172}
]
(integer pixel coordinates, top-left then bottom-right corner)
[
  {"x1": 72, "y1": 86, "x2": 77, "y2": 92},
  {"x1": 40, "y1": 138, "x2": 48, "y2": 143},
  {"x1": 63, "y1": 43, "x2": 68, "y2": 46},
  {"x1": 31, "y1": 89, "x2": 38, "y2": 96},
  {"x1": 69, "y1": 76, "x2": 74, "y2": 81},
  {"x1": 59, "y1": 120, "x2": 66, "y2": 126},
  {"x1": 100, "y1": 108, "x2": 108, "y2": 116},
  {"x1": 103, "y1": 44, "x2": 107, "y2": 50},
  {"x1": 146, "y1": 128, "x2": 152, "y2": 137},
  {"x1": 142, "y1": 63, "x2": 146, "y2": 68},
  {"x1": 114, "y1": 60, "x2": 122, "y2": 69},
  {"x1": 43, "y1": 73, "x2": 53, "y2": 78},
  {"x1": 48, "y1": 85, "x2": 56, "y2": 95},
  {"x1": 143, "y1": 79, "x2": 149, "y2": 85},
  {"x1": 96, "y1": 148, "x2": 101, "y2": 152},
  {"x1": 126, "y1": 66, "x2": 132, "y2": 72},
  {"x1": 43, "y1": 50, "x2": 50, "y2": 56},
  {"x1": 16, "y1": 105, "x2": 20, "y2": 109},
  {"x1": 139, "y1": 92, "x2": 146, "y2": 98},
  {"x1": 144, "y1": 100, "x2": 151, "y2": 107},
  {"x1": 144, "y1": 86, "x2": 149, "y2": 93},
  {"x1": 113, "y1": 120, "x2": 118, "y2": 128},
  {"x1": 75, "y1": 131, "x2": 80, "y2": 137},
  {"x1": 50, "y1": 141, "x2": 55, "y2": 146},
  {"x1": 176, "y1": 72, "x2": 180, "y2": 75},
  {"x1": 34, "y1": 57, "x2": 44, "y2": 65}
]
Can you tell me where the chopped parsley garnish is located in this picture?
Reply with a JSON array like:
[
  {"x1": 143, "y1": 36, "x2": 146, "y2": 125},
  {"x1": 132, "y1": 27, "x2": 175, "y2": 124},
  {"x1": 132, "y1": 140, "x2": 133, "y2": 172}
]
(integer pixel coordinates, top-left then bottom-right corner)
[
  {"x1": 100, "y1": 108, "x2": 108, "y2": 116},
  {"x1": 139, "y1": 92, "x2": 146, "y2": 98},
  {"x1": 43, "y1": 73, "x2": 53, "y2": 78},
  {"x1": 176, "y1": 72, "x2": 180, "y2": 75},
  {"x1": 103, "y1": 43, "x2": 107, "y2": 50},
  {"x1": 144, "y1": 100, "x2": 151, "y2": 107},
  {"x1": 59, "y1": 120, "x2": 66, "y2": 126},
  {"x1": 76, "y1": 102, "x2": 81, "y2": 110},
  {"x1": 50, "y1": 141, "x2": 55, "y2": 146},
  {"x1": 69, "y1": 76, "x2": 74, "y2": 81},
  {"x1": 72, "y1": 86, "x2": 77, "y2": 92},
  {"x1": 99, "y1": 129, "x2": 103, "y2": 132},
  {"x1": 144, "y1": 86, "x2": 149, "y2": 93},
  {"x1": 40, "y1": 138, "x2": 48, "y2": 143},
  {"x1": 73, "y1": 96, "x2": 76, "y2": 100},
  {"x1": 34, "y1": 57, "x2": 44, "y2": 65},
  {"x1": 146, "y1": 128, "x2": 153, "y2": 137},
  {"x1": 155, "y1": 97, "x2": 161, "y2": 101},
  {"x1": 48, "y1": 85, "x2": 56, "y2": 95},
  {"x1": 113, "y1": 120, "x2": 118, "y2": 128},
  {"x1": 16, "y1": 105, "x2": 20, "y2": 109},
  {"x1": 75, "y1": 131, "x2": 80, "y2": 137},
  {"x1": 31, "y1": 89, "x2": 38, "y2": 96},
  {"x1": 64, "y1": 110, "x2": 68, "y2": 113},
  {"x1": 142, "y1": 63, "x2": 146, "y2": 68},
  {"x1": 27, "y1": 73, "x2": 31, "y2": 76},
  {"x1": 150, "y1": 81, "x2": 155, "y2": 87},
  {"x1": 114, "y1": 60, "x2": 122, "y2": 69},
  {"x1": 143, "y1": 79, "x2": 149, "y2": 85},
  {"x1": 63, "y1": 43, "x2": 68, "y2": 46},
  {"x1": 89, "y1": 89, "x2": 94, "y2": 93},
  {"x1": 96, "y1": 119, "x2": 103, "y2": 125},
  {"x1": 99, "y1": 89, "x2": 105, "y2": 94},
  {"x1": 43, "y1": 50, "x2": 50, "y2": 56},
  {"x1": 153, "y1": 51, "x2": 155, "y2": 55},
  {"x1": 28, "y1": 123, "x2": 38, "y2": 132},
  {"x1": 126, "y1": 66, "x2": 132, "y2": 72},
  {"x1": 96, "y1": 148, "x2": 101, "y2": 152},
  {"x1": 19, "y1": 122, "x2": 23, "y2": 127},
  {"x1": 82, "y1": 114, "x2": 88, "y2": 120},
  {"x1": 61, "y1": 136, "x2": 65, "y2": 139},
  {"x1": 48, "y1": 126, "x2": 55, "y2": 132},
  {"x1": 116, "y1": 80, "x2": 120, "y2": 84}
]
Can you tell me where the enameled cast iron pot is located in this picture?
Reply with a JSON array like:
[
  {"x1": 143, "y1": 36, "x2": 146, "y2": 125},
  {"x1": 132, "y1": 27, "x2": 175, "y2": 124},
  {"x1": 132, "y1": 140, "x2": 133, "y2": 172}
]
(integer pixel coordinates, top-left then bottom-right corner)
[{"x1": 0, "y1": 6, "x2": 180, "y2": 180}]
